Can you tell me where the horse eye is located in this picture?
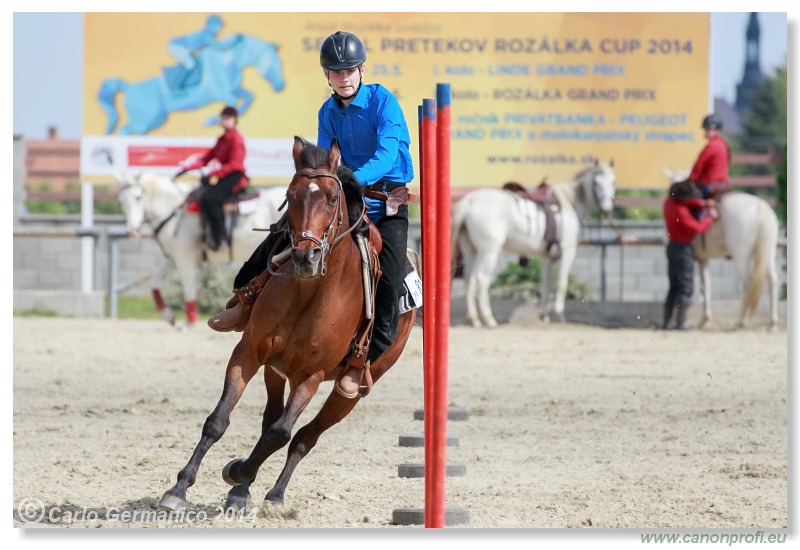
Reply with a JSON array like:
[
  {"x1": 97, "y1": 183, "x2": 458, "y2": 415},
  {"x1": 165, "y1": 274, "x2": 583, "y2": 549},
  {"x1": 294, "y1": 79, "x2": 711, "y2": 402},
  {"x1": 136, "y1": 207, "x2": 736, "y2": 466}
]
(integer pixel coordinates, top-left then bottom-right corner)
[{"x1": 328, "y1": 196, "x2": 338, "y2": 207}]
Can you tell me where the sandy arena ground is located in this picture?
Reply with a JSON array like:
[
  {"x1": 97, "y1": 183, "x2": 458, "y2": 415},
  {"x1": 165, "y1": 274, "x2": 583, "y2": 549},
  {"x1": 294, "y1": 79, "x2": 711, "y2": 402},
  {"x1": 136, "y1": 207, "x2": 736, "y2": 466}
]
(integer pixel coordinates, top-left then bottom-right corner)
[{"x1": 12, "y1": 315, "x2": 787, "y2": 530}]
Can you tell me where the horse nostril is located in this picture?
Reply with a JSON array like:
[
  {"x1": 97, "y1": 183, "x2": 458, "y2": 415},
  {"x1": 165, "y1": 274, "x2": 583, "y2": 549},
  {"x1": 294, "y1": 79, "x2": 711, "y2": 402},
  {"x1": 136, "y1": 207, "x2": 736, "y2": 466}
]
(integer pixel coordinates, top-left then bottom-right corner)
[
  {"x1": 291, "y1": 248, "x2": 304, "y2": 264},
  {"x1": 307, "y1": 248, "x2": 321, "y2": 263}
]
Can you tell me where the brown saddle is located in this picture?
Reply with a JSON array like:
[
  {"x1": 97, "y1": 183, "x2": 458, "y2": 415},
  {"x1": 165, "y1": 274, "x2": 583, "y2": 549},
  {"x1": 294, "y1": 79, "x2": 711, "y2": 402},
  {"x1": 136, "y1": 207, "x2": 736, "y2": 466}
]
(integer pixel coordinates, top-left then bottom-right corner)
[{"x1": 502, "y1": 180, "x2": 562, "y2": 260}]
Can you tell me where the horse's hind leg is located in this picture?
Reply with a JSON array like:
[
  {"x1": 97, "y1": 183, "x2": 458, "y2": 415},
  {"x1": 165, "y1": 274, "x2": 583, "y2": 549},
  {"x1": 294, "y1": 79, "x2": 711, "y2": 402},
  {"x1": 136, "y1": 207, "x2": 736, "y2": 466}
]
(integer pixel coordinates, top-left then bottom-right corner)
[
  {"x1": 262, "y1": 310, "x2": 415, "y2": 508},
  {"x1": 263, "y1": 392, "x2": 359, "y2": 508},
  {"x1": 474, "y1": 249, "x2": 501, "y2": 328},
  {"x1": 222, "y1": 371, "x2": 325, "y2": 502},
  {"x1": 698, "y1": 260, "x2": 713, "y2": 328},
  {"x1": 158, "y1": 341, "x2": 260, "y2": 512}
]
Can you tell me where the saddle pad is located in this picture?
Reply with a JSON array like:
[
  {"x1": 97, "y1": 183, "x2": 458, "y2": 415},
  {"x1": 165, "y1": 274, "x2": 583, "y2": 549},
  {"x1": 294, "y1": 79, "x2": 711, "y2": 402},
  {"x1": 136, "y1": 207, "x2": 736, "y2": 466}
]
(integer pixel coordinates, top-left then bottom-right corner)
[
  {"x1": 237, "y1": 195, "x2": 260, "y2": 215},
  {"x1": 398, "y1": 249, "x2": 423, "y2": 314}
]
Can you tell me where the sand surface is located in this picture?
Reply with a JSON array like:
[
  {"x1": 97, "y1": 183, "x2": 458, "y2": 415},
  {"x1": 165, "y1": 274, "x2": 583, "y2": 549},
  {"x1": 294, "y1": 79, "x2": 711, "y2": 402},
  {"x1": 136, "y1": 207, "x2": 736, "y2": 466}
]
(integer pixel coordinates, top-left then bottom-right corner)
[{"x1": 13, "y1": 316, "x2": 787, "y2": 529}]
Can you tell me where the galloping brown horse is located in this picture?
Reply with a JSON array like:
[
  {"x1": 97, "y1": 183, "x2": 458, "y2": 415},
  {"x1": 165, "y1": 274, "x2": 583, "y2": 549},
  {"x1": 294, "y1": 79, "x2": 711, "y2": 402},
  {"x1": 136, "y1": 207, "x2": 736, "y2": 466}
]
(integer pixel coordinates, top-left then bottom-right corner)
[{"x1": 158, "y1": 136, "x2": 416, "y2": 512}]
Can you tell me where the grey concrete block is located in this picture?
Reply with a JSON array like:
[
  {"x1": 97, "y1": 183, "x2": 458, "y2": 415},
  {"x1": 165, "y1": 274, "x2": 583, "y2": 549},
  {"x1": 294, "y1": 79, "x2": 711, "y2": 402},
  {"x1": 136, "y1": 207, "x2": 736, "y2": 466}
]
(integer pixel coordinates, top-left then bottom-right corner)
[
  {"x1": 391, "y1": 507, "x2": 470, "y2": 526},
  {"x1": 399, "y1": 433, "x2": 460, "y2": 448},
  {"x1": 413, "y1": 408, "x2": 470, "y2": 421},
  {"x1": 397, "y1": 463, "x2": 467, "y2": 478}
]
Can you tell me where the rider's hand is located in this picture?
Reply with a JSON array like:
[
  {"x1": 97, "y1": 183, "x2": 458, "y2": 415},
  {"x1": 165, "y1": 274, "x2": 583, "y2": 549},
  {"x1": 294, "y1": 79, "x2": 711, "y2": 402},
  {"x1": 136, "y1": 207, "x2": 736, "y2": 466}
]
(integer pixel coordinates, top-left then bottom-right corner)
[
  {"x1": 208, "y1": 176, "x2": 219, "y2": 186},
  {"x1": 709, "y1": 207, "x2": 719, "y2": 221}
]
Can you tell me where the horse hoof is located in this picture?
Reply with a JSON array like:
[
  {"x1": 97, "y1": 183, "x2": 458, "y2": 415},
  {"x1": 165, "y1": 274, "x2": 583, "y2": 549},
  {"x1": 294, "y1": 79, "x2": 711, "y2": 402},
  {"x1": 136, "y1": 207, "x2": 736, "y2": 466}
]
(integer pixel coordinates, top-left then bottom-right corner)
[
  {"x1": 224, "y1": 493, "x2": 250, "y2": 512},
  {"x1": 158, "y1": 493, "x2": 186, "y2": 512},
  {"x1": 222, "y1": 459, "x2": 244, "y2": 486}
]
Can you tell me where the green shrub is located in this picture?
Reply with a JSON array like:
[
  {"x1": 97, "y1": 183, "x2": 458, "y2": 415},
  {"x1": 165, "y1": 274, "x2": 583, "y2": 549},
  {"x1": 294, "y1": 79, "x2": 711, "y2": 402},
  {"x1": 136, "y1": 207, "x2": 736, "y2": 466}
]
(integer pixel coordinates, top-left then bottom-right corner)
[{"x1": 490, "y1": 257, "x2": 593, "y2": 301}]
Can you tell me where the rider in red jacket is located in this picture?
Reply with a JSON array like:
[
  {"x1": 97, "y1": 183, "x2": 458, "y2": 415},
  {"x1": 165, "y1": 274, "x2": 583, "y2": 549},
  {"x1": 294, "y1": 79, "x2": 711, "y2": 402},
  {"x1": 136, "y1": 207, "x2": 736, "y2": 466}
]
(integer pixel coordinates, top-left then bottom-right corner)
[
  {"x1": 689, "y1": 114, "x2": 730, "y2": 199},
  {"x1": 179, "y1": 105, "x2": 246, "y2": 252}
]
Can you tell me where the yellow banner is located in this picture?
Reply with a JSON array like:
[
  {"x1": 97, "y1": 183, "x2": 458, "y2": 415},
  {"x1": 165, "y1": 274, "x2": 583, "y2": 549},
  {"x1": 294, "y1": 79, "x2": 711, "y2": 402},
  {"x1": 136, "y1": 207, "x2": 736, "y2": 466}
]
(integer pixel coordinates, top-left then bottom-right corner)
[{"x1": 83, "y1": 12, "x2": 709, "y2": 188}]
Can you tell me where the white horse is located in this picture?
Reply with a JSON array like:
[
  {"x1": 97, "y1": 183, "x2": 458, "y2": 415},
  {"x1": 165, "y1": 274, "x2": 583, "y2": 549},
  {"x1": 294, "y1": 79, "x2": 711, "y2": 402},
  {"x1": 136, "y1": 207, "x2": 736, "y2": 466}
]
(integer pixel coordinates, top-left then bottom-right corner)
[
  {"x1": 115, "y1": 172, "x2": 287, "y2": 326},
  {"x1": 452, "y1": 161, "x2": 616, "y2": 328},
  {"x1": 664, "y1": 168, "x2": 780, "y2": 330}
]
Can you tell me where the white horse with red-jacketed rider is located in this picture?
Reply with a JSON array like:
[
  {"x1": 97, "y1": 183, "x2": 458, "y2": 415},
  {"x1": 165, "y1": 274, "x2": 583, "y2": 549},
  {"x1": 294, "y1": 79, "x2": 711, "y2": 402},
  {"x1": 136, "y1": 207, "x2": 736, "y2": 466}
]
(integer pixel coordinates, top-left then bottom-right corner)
[
  {"x1": 664, "y1": 167, "x2": 780, "y2": 330},
  {"x1": 115, "y1": 172, "x2": 287, "y2": 326}
]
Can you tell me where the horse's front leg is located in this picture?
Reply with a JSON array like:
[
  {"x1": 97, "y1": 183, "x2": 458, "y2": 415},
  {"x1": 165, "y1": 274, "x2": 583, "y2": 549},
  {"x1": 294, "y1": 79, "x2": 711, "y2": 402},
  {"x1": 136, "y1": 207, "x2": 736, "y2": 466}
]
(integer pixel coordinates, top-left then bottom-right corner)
[
  {"x1": 222, "y1": 370, "x2": 325, "y2": 503},
  {"x1": 173, "y1": 251, "x2": 199, "y2": 327},
  {"x1": 539, "y1": 257, "x2": 552, "y2": 322},
  {"x1": 158, "y1": 341, "x2": 260, "y2": 512},
  {"x1": 552, "y1": 248, "x2": 576, "y2": 323},
  {"x1": 223, "y1": 366, "x2": 287, "y2": 512},
  {"x1": 698, "y1": 259, "x2": 713, "y2": 328},
  {"x1": 151, "y1": 257, "x2": 176, "y2": 325}
]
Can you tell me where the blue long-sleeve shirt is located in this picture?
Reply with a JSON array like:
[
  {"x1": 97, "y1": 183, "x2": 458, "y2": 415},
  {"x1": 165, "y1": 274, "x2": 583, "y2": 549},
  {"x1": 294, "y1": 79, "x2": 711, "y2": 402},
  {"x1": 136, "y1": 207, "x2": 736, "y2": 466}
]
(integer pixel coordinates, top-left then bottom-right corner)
[{"x1": 317, "y1": 83, "x2": 414, "y2": 221}]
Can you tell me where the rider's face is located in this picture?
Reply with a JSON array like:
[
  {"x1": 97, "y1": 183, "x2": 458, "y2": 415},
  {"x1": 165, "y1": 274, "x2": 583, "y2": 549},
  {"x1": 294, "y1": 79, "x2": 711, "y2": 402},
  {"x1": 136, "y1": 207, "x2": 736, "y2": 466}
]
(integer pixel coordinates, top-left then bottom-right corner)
[
  {"x1": 325, "y1": 66, "x2": 364, "y2": 99},
  {"x1": 220, "y1": 115, "x2": 236, "y2": 130}
]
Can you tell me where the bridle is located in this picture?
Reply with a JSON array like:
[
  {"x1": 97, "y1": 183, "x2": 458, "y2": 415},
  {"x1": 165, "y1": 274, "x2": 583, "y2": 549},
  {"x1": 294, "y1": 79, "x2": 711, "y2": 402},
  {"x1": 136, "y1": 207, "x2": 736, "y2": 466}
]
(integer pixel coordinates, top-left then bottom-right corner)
[{"x1": 272, "y1": 168, "x2": 365, "y2": 277}]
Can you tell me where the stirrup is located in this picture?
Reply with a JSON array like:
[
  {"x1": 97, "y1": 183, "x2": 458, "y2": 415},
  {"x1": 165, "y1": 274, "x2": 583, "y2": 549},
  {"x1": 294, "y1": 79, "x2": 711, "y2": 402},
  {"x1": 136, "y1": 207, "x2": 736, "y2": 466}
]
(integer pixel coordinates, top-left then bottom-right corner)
[{"x1": 335, "y1": 360, "x2": 373, "y2": 399}]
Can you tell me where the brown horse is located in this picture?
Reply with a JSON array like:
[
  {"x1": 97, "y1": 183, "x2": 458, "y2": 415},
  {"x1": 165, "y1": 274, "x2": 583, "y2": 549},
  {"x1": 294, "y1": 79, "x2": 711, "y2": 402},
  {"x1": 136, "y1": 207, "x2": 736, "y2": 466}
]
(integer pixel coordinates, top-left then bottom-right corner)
[{"x1": 158, "y1": 136, "x2": 417, "y2": 512}]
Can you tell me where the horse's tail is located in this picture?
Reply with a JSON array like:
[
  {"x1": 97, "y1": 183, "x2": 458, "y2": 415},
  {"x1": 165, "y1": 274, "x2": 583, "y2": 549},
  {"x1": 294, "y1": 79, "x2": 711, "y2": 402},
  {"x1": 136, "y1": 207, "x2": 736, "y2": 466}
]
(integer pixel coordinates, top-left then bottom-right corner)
[
  {"x1": 450, "y1": 194, "x2": 473, "y2": 278},
  {"x1": 743, "y1": 202, "x2": 778, "y2": 321},
  {"x1": 97, "y1": 77, "x2": 128, "y2": 134}
]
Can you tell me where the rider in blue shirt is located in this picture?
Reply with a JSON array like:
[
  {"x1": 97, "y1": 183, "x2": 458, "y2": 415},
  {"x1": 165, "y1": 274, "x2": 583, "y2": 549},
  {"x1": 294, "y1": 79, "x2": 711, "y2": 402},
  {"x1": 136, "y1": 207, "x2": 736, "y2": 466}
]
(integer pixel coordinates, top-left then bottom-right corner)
[
  {"x1": 317, "y1": 78, "x2": 414, "y2": 222},
  {"x1": 209, "y1": 31, "x2": 414, "y2": 400}
]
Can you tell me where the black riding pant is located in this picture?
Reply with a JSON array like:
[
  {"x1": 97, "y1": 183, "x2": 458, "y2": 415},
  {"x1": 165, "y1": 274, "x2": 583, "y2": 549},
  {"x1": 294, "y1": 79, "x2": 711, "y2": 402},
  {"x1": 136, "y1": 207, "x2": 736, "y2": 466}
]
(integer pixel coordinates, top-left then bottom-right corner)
[
  {"x1": 199, "y1": 172, "x2": 241, "y2": 249},
  {"x1": 232, "y1": 204, "x2": 409, "y2": 363},
  {"x1": 664, "y1": 241, "x2": 695, "y2": 325}
]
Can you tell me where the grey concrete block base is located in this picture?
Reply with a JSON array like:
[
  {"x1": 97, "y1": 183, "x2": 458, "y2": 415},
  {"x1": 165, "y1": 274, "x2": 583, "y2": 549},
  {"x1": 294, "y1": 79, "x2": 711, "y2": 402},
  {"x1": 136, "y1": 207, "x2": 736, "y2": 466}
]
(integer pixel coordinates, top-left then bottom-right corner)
[
  {"x1": 413, "y1": 408, "x2": 470, "y2": 421},
  {"x1": 399, "y1": 433, "x2": 459, "y2": 447},
  {"x1": 398, "y1": 463, "x2": 466, "y2": 478},
  {"x1": 392, "y1": 507, "x2": 471, "y2": 526}
]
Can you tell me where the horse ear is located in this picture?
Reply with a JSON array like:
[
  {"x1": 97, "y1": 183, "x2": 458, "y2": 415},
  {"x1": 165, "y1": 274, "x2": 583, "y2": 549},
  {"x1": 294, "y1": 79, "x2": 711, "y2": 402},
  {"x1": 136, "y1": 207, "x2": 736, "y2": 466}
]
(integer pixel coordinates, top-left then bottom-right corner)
[
  {"x1": 292, "y1": 136, "x2": 305, "y2": 171},
  {"x1": 328, "y1": 138, "x2": 341, "y2": 171},
  {"x1": 593, "y1": 158, "x2": 599, "y2": 167},
  {"x1": 608, "y1": 159, "x2": 614, "y2": 168}
]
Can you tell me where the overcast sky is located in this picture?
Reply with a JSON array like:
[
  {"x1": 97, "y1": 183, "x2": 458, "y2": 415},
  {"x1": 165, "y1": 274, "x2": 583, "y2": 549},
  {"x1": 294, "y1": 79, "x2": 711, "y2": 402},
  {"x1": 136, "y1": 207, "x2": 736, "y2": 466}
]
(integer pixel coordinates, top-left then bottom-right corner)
[{"x1": 10, "y1": 11, "x2": 790, "y2": 139}]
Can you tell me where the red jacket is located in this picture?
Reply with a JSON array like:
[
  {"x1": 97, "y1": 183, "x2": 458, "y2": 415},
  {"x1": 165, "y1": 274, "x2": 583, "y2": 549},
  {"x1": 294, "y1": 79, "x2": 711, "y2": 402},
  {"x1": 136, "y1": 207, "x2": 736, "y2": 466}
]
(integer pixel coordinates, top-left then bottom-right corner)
[
  {"x1": 663, "y1": 196, "x2": 713, "y2": 244},
  {"x1": 689, "y1": 135, "x2": 730, "y2": 184},
  {"x1": 185, "y1": 128, "x2": 246, "y2": 179}
]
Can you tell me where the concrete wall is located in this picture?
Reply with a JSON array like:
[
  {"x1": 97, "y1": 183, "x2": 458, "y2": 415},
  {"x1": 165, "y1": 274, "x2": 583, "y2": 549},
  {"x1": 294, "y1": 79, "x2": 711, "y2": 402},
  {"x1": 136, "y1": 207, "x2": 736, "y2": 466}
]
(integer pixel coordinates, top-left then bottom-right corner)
[{"x1": 13, "y1": 216, "x2": 787, "y2": 324}]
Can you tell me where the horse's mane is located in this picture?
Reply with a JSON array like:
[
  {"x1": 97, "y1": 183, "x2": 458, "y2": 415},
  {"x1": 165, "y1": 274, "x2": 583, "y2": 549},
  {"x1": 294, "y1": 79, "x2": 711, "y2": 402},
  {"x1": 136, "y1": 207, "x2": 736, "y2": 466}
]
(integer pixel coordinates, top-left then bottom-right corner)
[{"x1": 295, "y1": 139, "x2": 365, "y2": 228}]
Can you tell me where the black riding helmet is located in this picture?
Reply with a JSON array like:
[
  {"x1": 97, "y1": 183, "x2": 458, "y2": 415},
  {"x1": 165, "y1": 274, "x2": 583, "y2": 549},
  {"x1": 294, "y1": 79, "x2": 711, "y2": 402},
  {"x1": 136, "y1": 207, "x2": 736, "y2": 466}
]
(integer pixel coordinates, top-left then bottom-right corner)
[
  {"x1": 320, "y1": 31, "x2": 366, "y2": 71},
  {"x1": 702, "y1": 114, "x2": 723, "y2": 130}
]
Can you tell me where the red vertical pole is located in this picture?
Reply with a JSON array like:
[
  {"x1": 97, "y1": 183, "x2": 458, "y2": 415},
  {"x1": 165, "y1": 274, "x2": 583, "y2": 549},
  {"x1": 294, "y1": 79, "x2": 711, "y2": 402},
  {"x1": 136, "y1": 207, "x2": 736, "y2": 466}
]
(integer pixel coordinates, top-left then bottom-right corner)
[
  {"x1": 420, "y1": 98, "x2": 440, "y2": 527},
  {"x1": 418, "y1": 105, "x2": 435, "y2": 514},
  {"x1": 431, "y1": 84, "x2": 451, "y2": 529}
]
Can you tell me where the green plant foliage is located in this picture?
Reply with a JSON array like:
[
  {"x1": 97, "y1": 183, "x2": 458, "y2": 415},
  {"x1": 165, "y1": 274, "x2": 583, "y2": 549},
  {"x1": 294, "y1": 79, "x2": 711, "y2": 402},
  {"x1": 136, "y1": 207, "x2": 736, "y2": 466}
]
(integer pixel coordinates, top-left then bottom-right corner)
[{"x1": 490, "y1": 257, "x2": 593, "y2": 301}]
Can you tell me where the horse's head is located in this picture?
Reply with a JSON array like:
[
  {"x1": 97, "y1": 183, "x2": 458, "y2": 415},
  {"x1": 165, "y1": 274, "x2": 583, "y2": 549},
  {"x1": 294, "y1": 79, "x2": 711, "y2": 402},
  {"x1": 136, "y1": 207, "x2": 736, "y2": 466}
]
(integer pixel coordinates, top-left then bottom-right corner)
[
  {"x1": 285, "y1": 136, "x2": 349, "y2": 279},
  {"x1": 115, "y1": 172, "x2": 146, "y2": 237},
  {"x1": 585, "y1": 159, "x2": 616, "y2": 217}
]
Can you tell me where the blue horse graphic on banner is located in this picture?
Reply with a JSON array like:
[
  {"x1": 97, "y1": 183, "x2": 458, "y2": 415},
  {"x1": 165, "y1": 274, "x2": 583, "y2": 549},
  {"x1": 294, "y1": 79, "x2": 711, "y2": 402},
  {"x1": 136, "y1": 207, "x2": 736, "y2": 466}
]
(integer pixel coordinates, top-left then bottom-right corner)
[{"x1": 97, "y1": 24, "x2": 286, "y2": 135}]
